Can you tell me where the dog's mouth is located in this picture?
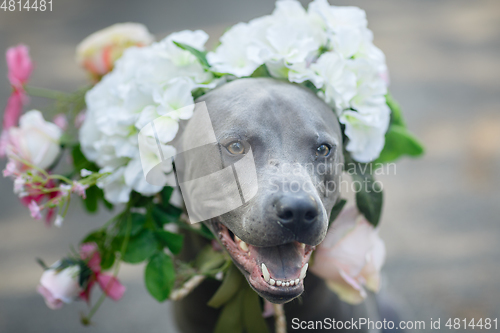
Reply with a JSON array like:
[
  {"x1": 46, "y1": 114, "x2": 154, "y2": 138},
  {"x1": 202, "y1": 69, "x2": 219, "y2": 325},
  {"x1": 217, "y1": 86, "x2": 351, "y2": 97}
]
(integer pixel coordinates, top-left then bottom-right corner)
[{"x1": 212, "y1": 221, "x2": 315, "y2": 304}]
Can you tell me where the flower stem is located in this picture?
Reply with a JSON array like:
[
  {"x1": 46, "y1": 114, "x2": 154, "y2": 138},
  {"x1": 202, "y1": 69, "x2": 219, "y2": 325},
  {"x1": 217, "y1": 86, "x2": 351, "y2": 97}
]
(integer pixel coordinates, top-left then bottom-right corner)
[{"x1": 24, "y1": 86, "x2": 71, "y2": 100}]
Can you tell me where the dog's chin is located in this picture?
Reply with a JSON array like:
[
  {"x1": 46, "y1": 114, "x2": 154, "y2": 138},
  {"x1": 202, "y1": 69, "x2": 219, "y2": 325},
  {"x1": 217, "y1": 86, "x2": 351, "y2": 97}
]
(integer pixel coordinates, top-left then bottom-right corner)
[{"x1": 212, "y1": 221, "x2": 315, "y2": 304}]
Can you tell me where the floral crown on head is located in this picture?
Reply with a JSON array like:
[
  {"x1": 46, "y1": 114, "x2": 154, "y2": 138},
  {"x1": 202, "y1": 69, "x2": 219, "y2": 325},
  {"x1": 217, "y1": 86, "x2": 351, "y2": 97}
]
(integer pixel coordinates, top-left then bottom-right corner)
[{"x1": 1, "y1": 0, "x2": 423, "y2": 329}]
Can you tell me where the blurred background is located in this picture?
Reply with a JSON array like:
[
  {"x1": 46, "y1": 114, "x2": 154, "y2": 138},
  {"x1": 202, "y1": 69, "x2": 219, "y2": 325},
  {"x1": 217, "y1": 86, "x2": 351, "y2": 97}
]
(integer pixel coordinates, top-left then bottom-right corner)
[{"x1": 1, "y1": 0, "x2": 499, "y2": 332}]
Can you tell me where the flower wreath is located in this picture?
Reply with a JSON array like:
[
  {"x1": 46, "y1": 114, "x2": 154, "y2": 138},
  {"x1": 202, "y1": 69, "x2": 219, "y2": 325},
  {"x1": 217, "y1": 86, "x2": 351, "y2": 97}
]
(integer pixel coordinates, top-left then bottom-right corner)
[{"x1": 1, "y1": 0, "x2": 423, "y2": 331}]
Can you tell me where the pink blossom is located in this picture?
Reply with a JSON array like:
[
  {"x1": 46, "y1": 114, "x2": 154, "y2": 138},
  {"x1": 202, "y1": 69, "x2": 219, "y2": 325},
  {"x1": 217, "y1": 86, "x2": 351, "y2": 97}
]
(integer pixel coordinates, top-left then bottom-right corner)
[
  {"x1": 80, "y1": 243, "x2": 101, "y2": 272},
  {"x1": 310, "y1": 206, "x2": 385, "y2": 305},
  {"x1": 79, "y1": 243, "x2": 126, "y2": 301},
  {"x1": 6, "y1": 44, "x2": 34, "y2": 89},
  {"x1": 2, "y1": 160, "x2": 17, "y2": 177},
  {"x1": 52, "y1": 114, "x2": 68, "y2": 131},
  {"x1": 59, "y1": 184, "x2": 72, "y2": 196},
  {"x1": 74, "y1": 111, "x2": 86, "y2": 128},
  {"x1": 2, "y1": 90, "x2": 23, "y2": 129},
  {"x1": 72, "y1": 181, "x2": 88, "y2": 198},
  {"x1": 97, "y1": 274, "x2": 126, "y2": 301},
  {"x1": 1, "y1": 91, "x2": 24, "y2": 157},
  {"x1": 13, "y1": 176, "x2": 25, "y2": 193},
  {"x1": 28, "y1": 200, "x2": 42, "y2": 220}
]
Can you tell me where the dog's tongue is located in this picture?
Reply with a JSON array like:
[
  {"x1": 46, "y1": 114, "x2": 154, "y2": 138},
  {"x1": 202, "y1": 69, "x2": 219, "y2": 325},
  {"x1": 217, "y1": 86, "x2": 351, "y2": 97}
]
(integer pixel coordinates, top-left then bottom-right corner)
[{"x1": 253, "y1": 243, "x2": 302, "y2": 280}]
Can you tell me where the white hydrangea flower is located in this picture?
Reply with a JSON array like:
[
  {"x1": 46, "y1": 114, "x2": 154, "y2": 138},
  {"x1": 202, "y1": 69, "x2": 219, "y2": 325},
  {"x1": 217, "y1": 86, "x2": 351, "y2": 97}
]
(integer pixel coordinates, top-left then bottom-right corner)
[
  {"x1": 80, "y1": 30, "x2": 214, "y2": 204},
  {"x1": 308, "y1": 0, "x2": 368, "y2": 33},
  {"x1": 207, "y1": 0, "x2": 326, "y2": 79},
  {"x1": 311, "y1": 52, "x2": 357, "y2": 112},
  {"x1": 340, "y1": 107, "x2": 390, "y2": 163},
  {"x1": 206, "y1": 23, "x2": 262, "y2": 77}
]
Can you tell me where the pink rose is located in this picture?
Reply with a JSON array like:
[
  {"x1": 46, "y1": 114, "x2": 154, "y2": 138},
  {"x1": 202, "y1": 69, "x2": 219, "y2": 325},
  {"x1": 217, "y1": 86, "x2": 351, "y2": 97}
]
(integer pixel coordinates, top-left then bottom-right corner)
[
  {"x1": 6, "y1": 44, "x2": 34, "y2": 89},
  {"x1": 79, "y1": 243, "x2": 126, "y2": 302},
  {"x1": 76, "y1": 23, "x2": 154, "y2": 78},
  {"x1": 2, "y1": 45, "x2": 33, "y2": 157},
  {"x1": 310, "y1": 206, "x2": 385, "y2": 304},
  {"x1": 37, "y1": 263, "x2": 82, "y2": 310}
]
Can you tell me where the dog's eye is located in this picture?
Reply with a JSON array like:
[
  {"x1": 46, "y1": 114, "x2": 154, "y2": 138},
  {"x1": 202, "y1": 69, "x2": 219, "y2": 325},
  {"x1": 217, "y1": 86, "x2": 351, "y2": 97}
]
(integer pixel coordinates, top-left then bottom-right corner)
[
  {"x1": 316, "y1": 144, "x2": 331, "y2": 157},
  {"x1": 227, "y1": 141, "x2": 245, "y2": 155}
]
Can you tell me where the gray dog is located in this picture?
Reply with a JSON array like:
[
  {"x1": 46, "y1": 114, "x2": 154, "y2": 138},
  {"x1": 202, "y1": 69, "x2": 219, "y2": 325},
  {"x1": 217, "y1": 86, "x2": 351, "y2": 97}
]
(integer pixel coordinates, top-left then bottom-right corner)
[{"x1": 172, "y1": 78, "x2": 393, "y2": 333}]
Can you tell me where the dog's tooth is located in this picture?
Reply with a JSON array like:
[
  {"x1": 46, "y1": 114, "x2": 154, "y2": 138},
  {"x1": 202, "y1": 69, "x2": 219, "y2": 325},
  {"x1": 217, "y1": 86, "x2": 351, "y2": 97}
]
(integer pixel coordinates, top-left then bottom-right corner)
[
  {"x1": 276, "y1": 280, "x2": 282, "y2": 286},
  {"x1": 300, "y1": 243, "x2": 306, "y2": 249},
  {"x1": 290, "y1": 280, "x2": 295, "y2": 286},
  {"x1": 295, "y1": 278, "x2": 300, "y2": 285},
  {"x1": 261, "y1": 263, "x2": 270, "y2": 282},
  {"x1": 299, "y1": 263, "x2": 308, "y2": 280},
  {"x1": 269, "y1": 279, "x2": 275, "y2": 286},
  {"x1": 285, "y1": 282, "x2": 290, "y2": 287},
  {"x1": 239, "y1": 241, "x2": 249, "y2": 252},
  {"x1": 234, "y1": 235, "x2": 241, "y2": 242}
]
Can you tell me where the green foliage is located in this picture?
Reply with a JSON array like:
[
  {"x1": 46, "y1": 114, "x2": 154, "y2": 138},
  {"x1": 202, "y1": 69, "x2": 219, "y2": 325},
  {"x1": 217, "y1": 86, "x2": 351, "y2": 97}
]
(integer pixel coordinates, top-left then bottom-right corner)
[
  {"x1": 249, "y1": 64, "x2": 271, "y2": 78},
  {"x1": 154, "y1": 230, "x2": 184, "y2": 255},
  {"x1": 210, "y1": 264, "x2": 270, "y2": 333},
  {"x1": 377, "y1": 94, "x2": 425, "y2": 163},
  {"x1": 122, "y1": 230, "x2": 159, "y2": 264},
  {"x1": 328, "y1": 198, "x2": 347, "y2": 227},
  {"x1": 173, "y1": 41, "x2": 210, "y2": 69},
  {"x1": 345, "y1": 154, "x2": 383, "y2": 227},
  {"x1": 145, "y1": 251, "x2": 176, "y2": 302},
  {"x1": 207, "y1": 264, "x2": 243, "y2": 308},
  {"x1": 116, "y1": 213, "x2": 146, "y2": 237},
  {"x1": 71, "y1": 145, "x2": 113, "y2": 213}
]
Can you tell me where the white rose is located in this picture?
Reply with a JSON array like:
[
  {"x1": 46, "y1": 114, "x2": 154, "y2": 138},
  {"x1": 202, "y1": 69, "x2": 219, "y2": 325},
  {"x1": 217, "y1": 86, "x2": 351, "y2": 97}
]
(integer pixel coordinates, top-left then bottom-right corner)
[
  {"x1": 310, "y1": 206, "x2": 385, "y2": 305},
  {"x1": 37, "y1": 263, "x2": 82, "y2": 310},
  {"x1": 7, "y1": 110, "x2": 62, "y2": 170},
  {"x1": 76, "y1": 23, "x2": 154, "y2": 77}
]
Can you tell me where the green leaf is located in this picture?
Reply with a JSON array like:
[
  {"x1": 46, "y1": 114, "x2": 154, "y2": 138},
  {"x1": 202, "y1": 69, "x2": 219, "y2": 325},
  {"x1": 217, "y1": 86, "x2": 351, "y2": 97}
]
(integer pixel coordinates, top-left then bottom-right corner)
[
  {"x1": 82, "y1": 230, "x2": 106, "y2": 244},
  {"x1": 328, "y1": 198, "x2": 347, "y2": 227},
  {"x1": 173, "y1": 41, "x2": 210, "y2": 69},
  {"x1": 83, "y1": 185, "x2": 100, "y2": 213},
  {"x1": 71, "y1": 144, "x2": 99, "y2": 173},
  {"x1": 214, "y1": 289, "x2": 244, "y2": 333},
  {"x1": 160, "y1": 187, "x2": 174, "y2": 208},
  {"x1": 152, "y1": 205, "x2": 181, "y2": 226},
  {"x1": 122, "y1": 230, "x2": 158, "y2": 264},
  {"x1": 117, "y1": 213, "x2": 146, "y2": 237},
  {"x1": 243, "y1": 287, "x2": 270, "y2": 333},
  {"x1": 249, "y1": 64, "x2": 271, "y2": 78},
  {"x1": 345, "y1": 154, "x2": 383, "y2": 227},
  {"x1": 155, "y1": 230, "x2": 184, "y2": 255},
  {"x1": 386, "y1": 93, "x2": 406, "y2": 127},
  {"x1": 376, "y1": 124, "x2": 425, "y2": 163},
  {"x1": 145, "y1": 252, "x2": 176, "y2": 302},
  {"x1": 208, "y1": 264, "x2": 244, "y2": 308},
  {"x1": 78, "y1": 261, "x2": 93, "y2": 289}
]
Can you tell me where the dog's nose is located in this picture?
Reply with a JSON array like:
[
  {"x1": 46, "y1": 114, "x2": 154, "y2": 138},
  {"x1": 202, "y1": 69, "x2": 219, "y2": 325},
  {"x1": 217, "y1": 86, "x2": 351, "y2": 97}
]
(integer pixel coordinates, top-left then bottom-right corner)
[{"x1": 275, "y1": 194, "x2": 319, "y2": 227}]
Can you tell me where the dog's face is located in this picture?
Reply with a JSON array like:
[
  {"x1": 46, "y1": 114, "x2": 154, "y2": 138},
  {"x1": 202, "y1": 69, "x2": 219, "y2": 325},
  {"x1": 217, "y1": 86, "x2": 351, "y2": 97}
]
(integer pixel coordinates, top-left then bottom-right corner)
[{"x1": 177, "y1": 78, "x2": 343, "y2": 304}]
